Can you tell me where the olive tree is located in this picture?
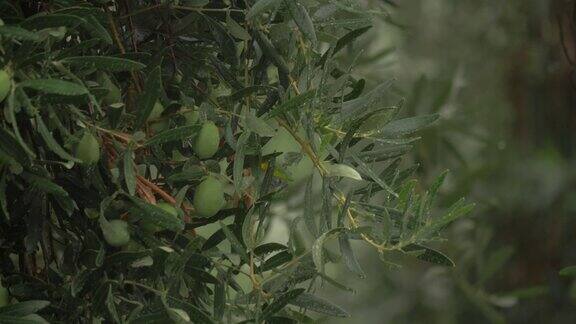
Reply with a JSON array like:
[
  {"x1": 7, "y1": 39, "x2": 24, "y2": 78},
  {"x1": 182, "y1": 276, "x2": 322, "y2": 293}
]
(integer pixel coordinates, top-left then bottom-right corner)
[{"x1": 0, "y1": 1, "x2": 472, "y2": 322}]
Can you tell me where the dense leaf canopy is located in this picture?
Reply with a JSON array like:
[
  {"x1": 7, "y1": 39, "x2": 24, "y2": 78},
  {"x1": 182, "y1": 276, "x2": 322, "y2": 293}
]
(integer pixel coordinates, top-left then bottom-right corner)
[{"x1": 0, "y1": 1, "x2": 471, "y2": 322}]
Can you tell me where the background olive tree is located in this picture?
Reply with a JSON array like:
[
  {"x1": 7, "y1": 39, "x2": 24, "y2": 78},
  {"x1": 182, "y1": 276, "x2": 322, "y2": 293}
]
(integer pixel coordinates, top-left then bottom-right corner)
[{"x1": 326, "y1": 1, "x2": 576, "y2": 323}]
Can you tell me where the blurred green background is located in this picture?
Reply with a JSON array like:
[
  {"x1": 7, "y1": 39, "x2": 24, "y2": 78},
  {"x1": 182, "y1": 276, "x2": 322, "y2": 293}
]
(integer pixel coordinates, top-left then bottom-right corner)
[{"x1": 319, "y1": 0, "x2": 576, "y2": 323}]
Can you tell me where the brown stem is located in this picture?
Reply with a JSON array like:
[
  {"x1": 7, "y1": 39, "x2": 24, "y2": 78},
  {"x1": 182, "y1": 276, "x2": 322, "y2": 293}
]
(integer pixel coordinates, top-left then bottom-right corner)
[{"x1": 136, "y1": 175, "x2": 175, "y2": 204}]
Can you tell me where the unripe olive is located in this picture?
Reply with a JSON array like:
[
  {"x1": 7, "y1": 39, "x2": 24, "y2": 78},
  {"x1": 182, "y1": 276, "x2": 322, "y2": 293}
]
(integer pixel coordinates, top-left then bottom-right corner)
[
  {"x1": 0, "y1": 69, "x2": 11, "y2": 103},
  {"x1": 141, "y1": 202, "x2": 178, "y2": 233},
  {"x1": 98, "y1": 73, "x2": 121, "y2": 106},
  {"x1": 102, "y1": 219, "x2": 130, "y2": 247},
  {"x1": 0, "y1": 283, "x2": 9, "y2": 307},
  {"x1": 76, "y1": 132, "x2": 100, "y2": 164},
  {"x1": 149, "y1": 102, "x2": 168, "y2": 133},
  {"x1": 183, "y1": 109, "x2": 199, "y2": 126},
  {"x1": 193, "y1": 176, "x2": 225, "y2": 217},
  {"x1": 148, "y1": 102, "x2": 164, "y2": 121},
  {"x1": 193, "y1": 121, "x2": 219, "y2": 159}
]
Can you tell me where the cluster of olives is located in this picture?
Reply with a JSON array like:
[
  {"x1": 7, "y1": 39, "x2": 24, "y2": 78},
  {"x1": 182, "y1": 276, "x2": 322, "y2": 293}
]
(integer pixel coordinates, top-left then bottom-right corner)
[
  {"x1": 92, "y1": 101, "x2": 226, "y2": 248},
  {"x1": 1, "y1": 68, "x2": 229, "y2": 248}
]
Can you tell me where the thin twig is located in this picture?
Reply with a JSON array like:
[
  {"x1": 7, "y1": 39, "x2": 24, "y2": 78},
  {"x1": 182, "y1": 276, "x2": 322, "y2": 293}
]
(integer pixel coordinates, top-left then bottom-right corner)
[{"x1": 136, "y1": 175, "x2": 176, "y2": 204}]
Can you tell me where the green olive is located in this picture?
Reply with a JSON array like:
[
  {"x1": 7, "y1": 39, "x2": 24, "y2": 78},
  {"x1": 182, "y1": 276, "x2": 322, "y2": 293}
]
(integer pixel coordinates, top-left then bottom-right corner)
[
  {"x1": 149, "y1": 102, "x2": 168, "y2": 133},
  {"x1": 76, "y1": 132, "x2": 100, "y2": 164},
  {"x1": 193, "y1": 121, "x2": 220, "y2": 159},
  {"x1": 99, "y1": 74, "x2": 121, "y2": 106},
  {"x1": 193, "y1": 176, "x2": 225, "y2": 217},
  {"x1": 141, "y1": 202, "x2": 179, "y2": 233},
  {"x1": 0, "y1": 284, "x2": 9, "y2": 307},
  {"x1": 183, "y1": 109, "x2": 199, "y2": 126},
  {"x1": 102, "y1": 219, "x2": 130, "y2": 247},
  {"x1": 0, "y1": 69, "x2": 11, "y2": 103},
  {"x1": 148, "y1": 102, "x2": 164, "y2": 121}
]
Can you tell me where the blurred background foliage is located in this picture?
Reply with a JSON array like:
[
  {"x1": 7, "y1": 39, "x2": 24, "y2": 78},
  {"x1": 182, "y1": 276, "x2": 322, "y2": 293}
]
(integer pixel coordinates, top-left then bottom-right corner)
[{"x1": 311, "y1": 0, "x2": 576, "y2": 323}]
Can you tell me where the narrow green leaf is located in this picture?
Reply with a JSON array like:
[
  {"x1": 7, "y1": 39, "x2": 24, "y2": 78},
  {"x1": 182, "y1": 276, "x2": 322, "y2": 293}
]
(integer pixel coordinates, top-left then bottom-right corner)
[
  {"x1": 339, "y1": 233, "x2": 365, "y2": 278},
  {"x1": 127, "y1": 196, "x2": 184, "y2": 232},
  {"x1": 0, "y1": 301, "x2": 50, "y2": 316},
  {"x1": 144, "y1": 125, "x2": 200, "y2": 146},
  {"x1": 246, "y1": 0, "x2": 282, "y2": 20},
  {"x1": 227, "y1": 85, "x2": 276, "y2": 102},
  {"x1": 23, "y1": 173, "x2": 69, "y2": 197},
  {"x1": 312, "y1": 227, "x2": 347, "y2": 274},
  {"x1": 418, "y1": 198, "x2": 474, "y2": 238},
  {"x1": 202, "y1": 228, "x2": 226, "y2": 251},
  {"x1": 213, "y1": 272, "x2": 226, "y2": 321},
  {"x1": 323, "y1": 162, "x2": 362, "y2": 180},
  {"x1": 204, "y1": 15, "x2": 238, "y2": 68},
  {"x1": 105, "y1": 285, "x2": 120, "y2": 324},
  {"x1": 261, "y1": 288, "x2": 305, "y2": 320},
  {"x1": 0, "y1": 314, "x2": 49, "y2": 323},
  {"x1": 167, "y1": 168, "x2": 205, "y2": 183},
  {"x1": 259, "y1": 251, "x2": 293, "y2": 272},
  {"x1": 425, "y1": 170, "x2": 448, "y2": 212},
  {"x1": 71, "y1": 269, "x2": 93, "y2": 297},
  {"x1": 357, "y1": 108, "x2": 400, "y2": 133},
  {"x1": 219, "y1": 221, "x2": 249, "y2": 263},
  {"x1": 403, "y1": 244, "x2": 455, "y2": 267},
  {"x1": 351, "y1": 154, "x2": 397, "y2": 197},
  {"x1": 21, "y1": 14, "x2": 86, "y2": 30},
  {"x1": 288, "y1": 293, "x2": 349, "y2": 318},
  {"x1": 83, "y1": 15, "x2": 113, "y2": 44},
  {"x1": 0, "y1": 26, "x2": 41, "y2": 41},
  {"x1": 303, "y1": 175, "x2": 318, "y2": 238},
  {"x1": 321, "y1": 177, "x2": 332, "y2": 231},
  {"x1": 319, "y1": 272, "x2": 355, "y2": 293},
  {"x1": 20, "y1": 79, "x2": 88, "y2": 96},
  {"x1": 134, "y1": 66, "x2": 162, "y2": 129},
  {"x1": 341, "y1": 80, "x2": 395, "y2": 120},
  {"x1": 356, "y1": 145, "x2": 412, "y2": 162},
  {"x1": 226, "y1": 14, "x2": 251, "y2": 40},
  {"x1": 242, "y1": 208, "x2": 257, "y2": 250},
  {"x1": 335, "y1": 26, "x2": 372, "y2": 55},
  {"x1": 105, "y1": 250, "x2": 151, "y2": 267},
  {"x1": 7, "y1": 92, "x2": 36, "y2": 159},
  {"x1": 245, "y1": 113, "x2": 276, "y2": 137},
  {"x1": 267, "y1": 89, "x2": 316, "y2": 118},
  {"x1": 284, "y1": 0, "x2": 317, "y2": 45},
  {"x1": 123, "y1": 149, "x2": 136, "y2": 196},
  {"x1": 185, "y1": 267, "x2": 220, "y2": 284},
  {"x1": 35, "y1": 115, "x2": 80, "y2": 162},
  {"x1": 253, "y1": 29, "x2": 290, "y2": 75},
  {"x1": 61, "y1": 56, "x2": 146, "y2": 72},
  {"x1": 378, "y1": 114, "x2": 440, "y2": 137},
  {"x1": 166, "y1": 297, "x2": 215, "y2": 324},
  {"x1": 0, "y1": 126, "x2": 31, "y2": 165},
  {"x1": 234, "y1": 132, "x2": 250, "y2": 194},
  {"x1": 253, "y1": 243, "x2": 288, "y2": 256}
]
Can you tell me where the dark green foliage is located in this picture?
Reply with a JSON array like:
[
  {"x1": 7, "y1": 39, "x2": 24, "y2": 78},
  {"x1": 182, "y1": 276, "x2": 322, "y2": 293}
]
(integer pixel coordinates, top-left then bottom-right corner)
[{"x1": 0, "y1": 1, "x2": 470, "y2": 322}]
